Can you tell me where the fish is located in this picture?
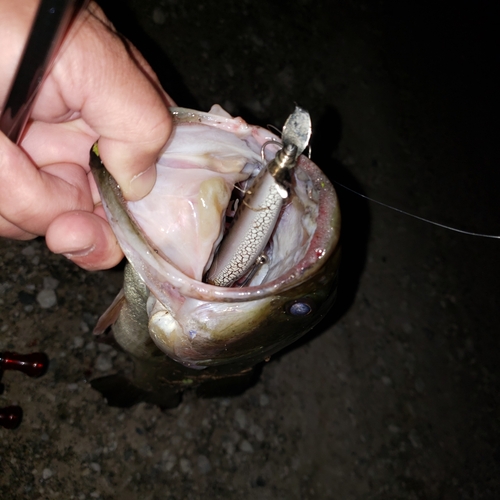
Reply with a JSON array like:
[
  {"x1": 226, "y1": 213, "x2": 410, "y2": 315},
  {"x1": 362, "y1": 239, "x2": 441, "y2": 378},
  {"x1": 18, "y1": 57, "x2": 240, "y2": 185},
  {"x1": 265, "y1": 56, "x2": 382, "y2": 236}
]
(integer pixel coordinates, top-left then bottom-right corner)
[{"x1": 89, "y1": 105, "x2": 341, "y2": 407}]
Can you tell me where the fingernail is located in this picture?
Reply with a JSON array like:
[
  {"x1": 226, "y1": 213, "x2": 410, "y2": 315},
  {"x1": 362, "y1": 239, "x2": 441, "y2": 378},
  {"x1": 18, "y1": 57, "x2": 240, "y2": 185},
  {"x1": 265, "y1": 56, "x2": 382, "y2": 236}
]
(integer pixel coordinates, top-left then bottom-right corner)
[
  {"x1": 126, "y1": 164, "x2": 156, "y2": 201},
  {"x1": 61, "y1": 245, "x2": 96, "y2": 259}
]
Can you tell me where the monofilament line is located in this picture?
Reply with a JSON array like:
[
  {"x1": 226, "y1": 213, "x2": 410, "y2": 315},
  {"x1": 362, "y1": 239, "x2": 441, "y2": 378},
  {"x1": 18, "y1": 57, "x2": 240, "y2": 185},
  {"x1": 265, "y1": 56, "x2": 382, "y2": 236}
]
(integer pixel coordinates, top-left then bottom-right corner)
[{"x1": 333, "y1": 180, "x2": 500, "y2": 239}]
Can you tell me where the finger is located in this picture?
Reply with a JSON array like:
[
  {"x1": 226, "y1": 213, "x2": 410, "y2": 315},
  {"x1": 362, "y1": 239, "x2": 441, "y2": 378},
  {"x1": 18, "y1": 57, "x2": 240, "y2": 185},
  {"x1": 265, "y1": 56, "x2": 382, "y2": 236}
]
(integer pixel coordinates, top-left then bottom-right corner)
[
  {"x1": 0, "y1": 214, "x2": 36, "y2": 240},
  {"x1": 21, "y1": 119, "x2": 97, "y2": 170},
  {"x1": 82, "y1": 3, "x2": 177, "y2": 110},
  {"x1": 46, "y1": 209, "x2": 123, "y2": 270},
  {"x1": 36, "y1": 2, "x2": 173, "y2": 201},
  {"x1": 0, "y1": 131, "x2": 93, "y2": 235}
]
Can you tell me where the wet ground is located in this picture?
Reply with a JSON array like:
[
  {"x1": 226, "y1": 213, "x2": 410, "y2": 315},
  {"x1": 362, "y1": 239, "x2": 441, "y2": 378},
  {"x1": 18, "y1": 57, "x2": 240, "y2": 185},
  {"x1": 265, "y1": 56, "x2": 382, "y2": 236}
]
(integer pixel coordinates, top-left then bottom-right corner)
[{"x1": 1, "y1": 1, "x2": 499, "y2": 499}]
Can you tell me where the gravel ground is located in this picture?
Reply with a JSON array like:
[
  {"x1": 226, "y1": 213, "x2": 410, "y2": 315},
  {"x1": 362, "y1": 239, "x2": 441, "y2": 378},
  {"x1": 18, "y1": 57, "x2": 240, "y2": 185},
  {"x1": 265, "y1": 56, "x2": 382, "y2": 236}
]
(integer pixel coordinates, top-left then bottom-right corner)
[{"x1": 1, "y1": 1, "x2": 499, "y2": 499}]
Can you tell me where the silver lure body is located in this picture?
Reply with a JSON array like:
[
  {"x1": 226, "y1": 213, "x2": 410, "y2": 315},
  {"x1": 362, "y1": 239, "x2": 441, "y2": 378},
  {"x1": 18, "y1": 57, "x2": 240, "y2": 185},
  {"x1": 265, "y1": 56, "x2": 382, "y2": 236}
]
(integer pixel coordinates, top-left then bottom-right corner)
[
  {"x1": 205, "y1": 144, "x2": 296, "y2": 286},
  {"x1": 206, "y1": 108, "x2": 311, "y2": 287}
]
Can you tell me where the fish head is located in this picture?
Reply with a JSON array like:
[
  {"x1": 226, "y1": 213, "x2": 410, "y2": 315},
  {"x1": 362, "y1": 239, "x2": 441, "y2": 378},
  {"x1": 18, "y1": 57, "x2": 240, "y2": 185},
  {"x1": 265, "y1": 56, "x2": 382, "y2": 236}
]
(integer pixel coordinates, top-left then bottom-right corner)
[{"x1": 91, "y1": 106, "x2": 341, "y2": 369}]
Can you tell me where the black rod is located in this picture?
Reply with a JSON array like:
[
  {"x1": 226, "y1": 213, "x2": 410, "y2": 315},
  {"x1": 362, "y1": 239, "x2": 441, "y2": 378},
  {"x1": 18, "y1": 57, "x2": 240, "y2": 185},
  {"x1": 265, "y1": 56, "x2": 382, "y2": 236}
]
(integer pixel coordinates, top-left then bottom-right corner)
[{"x1": 0, "y1": 0, "x2": 88, "y2": 144}]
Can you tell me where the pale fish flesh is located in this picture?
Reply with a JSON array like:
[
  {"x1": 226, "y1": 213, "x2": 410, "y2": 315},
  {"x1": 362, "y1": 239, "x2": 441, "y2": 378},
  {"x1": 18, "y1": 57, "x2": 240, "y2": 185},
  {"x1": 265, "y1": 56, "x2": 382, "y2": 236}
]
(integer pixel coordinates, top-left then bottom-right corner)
[{"x1": 89, "y1": 105, "x2": 340, "y2": 407}]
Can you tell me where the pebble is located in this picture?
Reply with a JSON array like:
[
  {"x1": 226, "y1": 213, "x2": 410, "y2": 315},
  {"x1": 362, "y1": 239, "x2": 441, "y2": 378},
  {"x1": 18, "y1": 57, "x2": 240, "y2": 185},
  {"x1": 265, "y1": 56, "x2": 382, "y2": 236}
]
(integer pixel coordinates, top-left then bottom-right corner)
[
  {"x1": 259, "y1": 394, "x2": 270, "y2": 406},
  {"x1": 21, "y1": 245, "x2": 36, "y2": 257},
  {"x1": 43, "y1": 276, "x2": 60, "y2": 290},
  {"x1": 222, "y1": 441, "x2": 235, "y2": 456},
  {"x1": 90, "y1": 462, "x2": 101, "y2": 473},
  {"x1": 388, "y1": 424, "x2": 400, "y2": 434},
  {"x1": 37, "y1": 289, "x2": 57, "y2": 308},
  {"x1": 249, "y1": 424, "x2": 264, "y2": 442},
  {"x1": 73, "y1": 336, "x2": 85, "y2": 349},
  {"x1": 162, "y1": 450, "x2": 177, "y2": 471},
  {"x1": 106, "y1": 441, "x2": 117, "y2": 453},
  {"x1": 197, "y1": 455, "x2": 212, "y2": 474},
  {"x1": 138, "y1": 444, "x2": 153, "y2": 458},
  {"x1": 179, "y1": 458, "x2": 192, "y2": 474},
  {"x1": 234, "y1": 408, "x2": 247, "y2": 429},
  {"x1": 42, "y1": 468, "x2": 53, "y2": 480},
  {"x1": 82, "y1": 312, "x2": 96, "y2": 325},
  {"x1": 95, "y1": 354, "x2": 113, "y2": 372},
  {"x1": 239, "y1": 440, "x2": 254, "y2": 453}
]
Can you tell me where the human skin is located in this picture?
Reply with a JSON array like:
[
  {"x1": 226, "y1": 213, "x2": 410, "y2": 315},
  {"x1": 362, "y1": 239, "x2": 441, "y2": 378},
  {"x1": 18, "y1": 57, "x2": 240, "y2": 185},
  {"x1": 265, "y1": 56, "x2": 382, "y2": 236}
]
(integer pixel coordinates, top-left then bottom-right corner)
[{"x1": 0, "y1": 0, "x2": 175, "y2": 270}]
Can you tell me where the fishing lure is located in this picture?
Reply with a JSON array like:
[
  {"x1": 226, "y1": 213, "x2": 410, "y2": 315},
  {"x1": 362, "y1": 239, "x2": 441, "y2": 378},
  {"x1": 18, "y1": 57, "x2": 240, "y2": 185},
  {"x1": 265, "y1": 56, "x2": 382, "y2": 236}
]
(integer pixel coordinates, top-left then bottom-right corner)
[{"x1": 205, "y1": 107, "x2": 312, "y2": 286}]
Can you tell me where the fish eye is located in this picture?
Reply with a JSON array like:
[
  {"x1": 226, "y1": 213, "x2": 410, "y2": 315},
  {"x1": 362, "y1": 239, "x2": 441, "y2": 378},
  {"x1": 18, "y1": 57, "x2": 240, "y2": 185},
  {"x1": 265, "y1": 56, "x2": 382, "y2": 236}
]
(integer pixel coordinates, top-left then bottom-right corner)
[{"x1": 285, "y1": 299, "x2": 314, "y2": 316}]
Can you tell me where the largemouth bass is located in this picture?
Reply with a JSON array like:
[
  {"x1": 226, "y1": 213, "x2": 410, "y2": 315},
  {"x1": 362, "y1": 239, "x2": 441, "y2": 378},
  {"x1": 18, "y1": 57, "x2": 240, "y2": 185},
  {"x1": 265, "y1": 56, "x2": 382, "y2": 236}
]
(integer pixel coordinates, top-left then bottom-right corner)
[{"x1": 90, "y1": 106, "x2": 340, "y2": 407}]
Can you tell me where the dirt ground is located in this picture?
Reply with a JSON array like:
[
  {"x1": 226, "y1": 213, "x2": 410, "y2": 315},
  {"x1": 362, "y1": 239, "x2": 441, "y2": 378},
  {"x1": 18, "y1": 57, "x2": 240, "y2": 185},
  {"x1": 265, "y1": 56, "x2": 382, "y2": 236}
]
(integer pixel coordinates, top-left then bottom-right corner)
[{"x1": 1, "y1": 1, "x2": 499, "y2": 499}]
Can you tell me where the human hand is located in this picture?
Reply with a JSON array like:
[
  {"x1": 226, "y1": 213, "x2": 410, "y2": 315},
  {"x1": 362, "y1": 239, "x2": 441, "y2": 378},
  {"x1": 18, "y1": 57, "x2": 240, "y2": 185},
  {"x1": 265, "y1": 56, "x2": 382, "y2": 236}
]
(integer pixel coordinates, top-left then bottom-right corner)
[{"x1": 0, "y1": 0, "x2": 174, "y2": 269}]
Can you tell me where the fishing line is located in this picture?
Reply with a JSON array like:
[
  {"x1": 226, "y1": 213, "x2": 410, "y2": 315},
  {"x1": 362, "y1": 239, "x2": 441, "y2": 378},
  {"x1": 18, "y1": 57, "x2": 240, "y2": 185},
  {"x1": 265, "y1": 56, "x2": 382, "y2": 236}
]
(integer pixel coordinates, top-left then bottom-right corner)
[
  {"x1": 332, "y1": 180, "x2": 500, "y2": 239},
  {"x1": 265, "y1": 121, "x2": 498, "y2": 239}
]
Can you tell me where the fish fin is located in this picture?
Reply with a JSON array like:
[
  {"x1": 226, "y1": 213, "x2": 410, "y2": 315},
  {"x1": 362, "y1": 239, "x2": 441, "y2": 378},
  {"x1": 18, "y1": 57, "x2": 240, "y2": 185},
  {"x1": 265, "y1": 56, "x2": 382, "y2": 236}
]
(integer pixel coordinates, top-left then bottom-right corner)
[{"x1": 93, "y1": 288, "x2": 126, "y2": 336}]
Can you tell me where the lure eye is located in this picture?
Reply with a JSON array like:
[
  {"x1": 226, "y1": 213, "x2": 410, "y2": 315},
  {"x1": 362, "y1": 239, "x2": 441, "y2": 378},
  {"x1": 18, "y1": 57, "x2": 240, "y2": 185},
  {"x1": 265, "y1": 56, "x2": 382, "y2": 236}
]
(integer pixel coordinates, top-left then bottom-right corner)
[{"x1": 285, "y1": 299, "x2": 314, "y2": 316}]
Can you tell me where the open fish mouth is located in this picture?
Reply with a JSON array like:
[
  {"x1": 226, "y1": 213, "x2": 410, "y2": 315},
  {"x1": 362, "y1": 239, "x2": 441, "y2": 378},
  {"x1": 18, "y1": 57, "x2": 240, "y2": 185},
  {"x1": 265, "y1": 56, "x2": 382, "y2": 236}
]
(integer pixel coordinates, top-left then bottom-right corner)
[{"x1": 91, "y1": 105, "x2": 341, "y2": 369}]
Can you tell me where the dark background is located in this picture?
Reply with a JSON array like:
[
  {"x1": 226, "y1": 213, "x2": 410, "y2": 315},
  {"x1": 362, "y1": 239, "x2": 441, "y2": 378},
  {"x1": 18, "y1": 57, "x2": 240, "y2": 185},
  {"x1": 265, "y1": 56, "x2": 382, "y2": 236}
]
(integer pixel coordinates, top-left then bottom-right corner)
[{"x1": 1, "y1": 1, "x2": 499, "y2": 498}]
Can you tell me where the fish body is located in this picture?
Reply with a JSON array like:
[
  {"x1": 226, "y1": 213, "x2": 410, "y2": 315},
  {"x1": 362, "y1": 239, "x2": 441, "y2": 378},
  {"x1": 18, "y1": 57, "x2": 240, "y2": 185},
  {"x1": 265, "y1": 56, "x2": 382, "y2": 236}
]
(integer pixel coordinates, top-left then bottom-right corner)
[{"x1": 90, "y1": 106, "x2": 340, "y2": 403}]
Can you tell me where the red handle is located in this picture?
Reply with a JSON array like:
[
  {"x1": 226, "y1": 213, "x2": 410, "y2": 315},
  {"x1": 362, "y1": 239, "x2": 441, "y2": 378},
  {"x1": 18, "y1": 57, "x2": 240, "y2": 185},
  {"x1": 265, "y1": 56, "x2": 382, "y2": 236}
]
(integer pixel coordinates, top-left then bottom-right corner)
[
  {"x1": 0, "y1": 405, "x2": 23, "y2": 429},
  {"x1": 0, "y1": 352, "x2": 49, "y2": 378}
]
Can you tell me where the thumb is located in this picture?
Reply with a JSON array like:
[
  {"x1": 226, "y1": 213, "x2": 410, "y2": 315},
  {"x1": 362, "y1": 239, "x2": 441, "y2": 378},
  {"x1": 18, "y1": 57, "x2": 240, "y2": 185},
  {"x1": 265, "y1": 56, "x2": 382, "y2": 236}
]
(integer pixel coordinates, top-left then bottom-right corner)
[{"x1": 47, "y1": 3, "x2": 174, "y2": 200}]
